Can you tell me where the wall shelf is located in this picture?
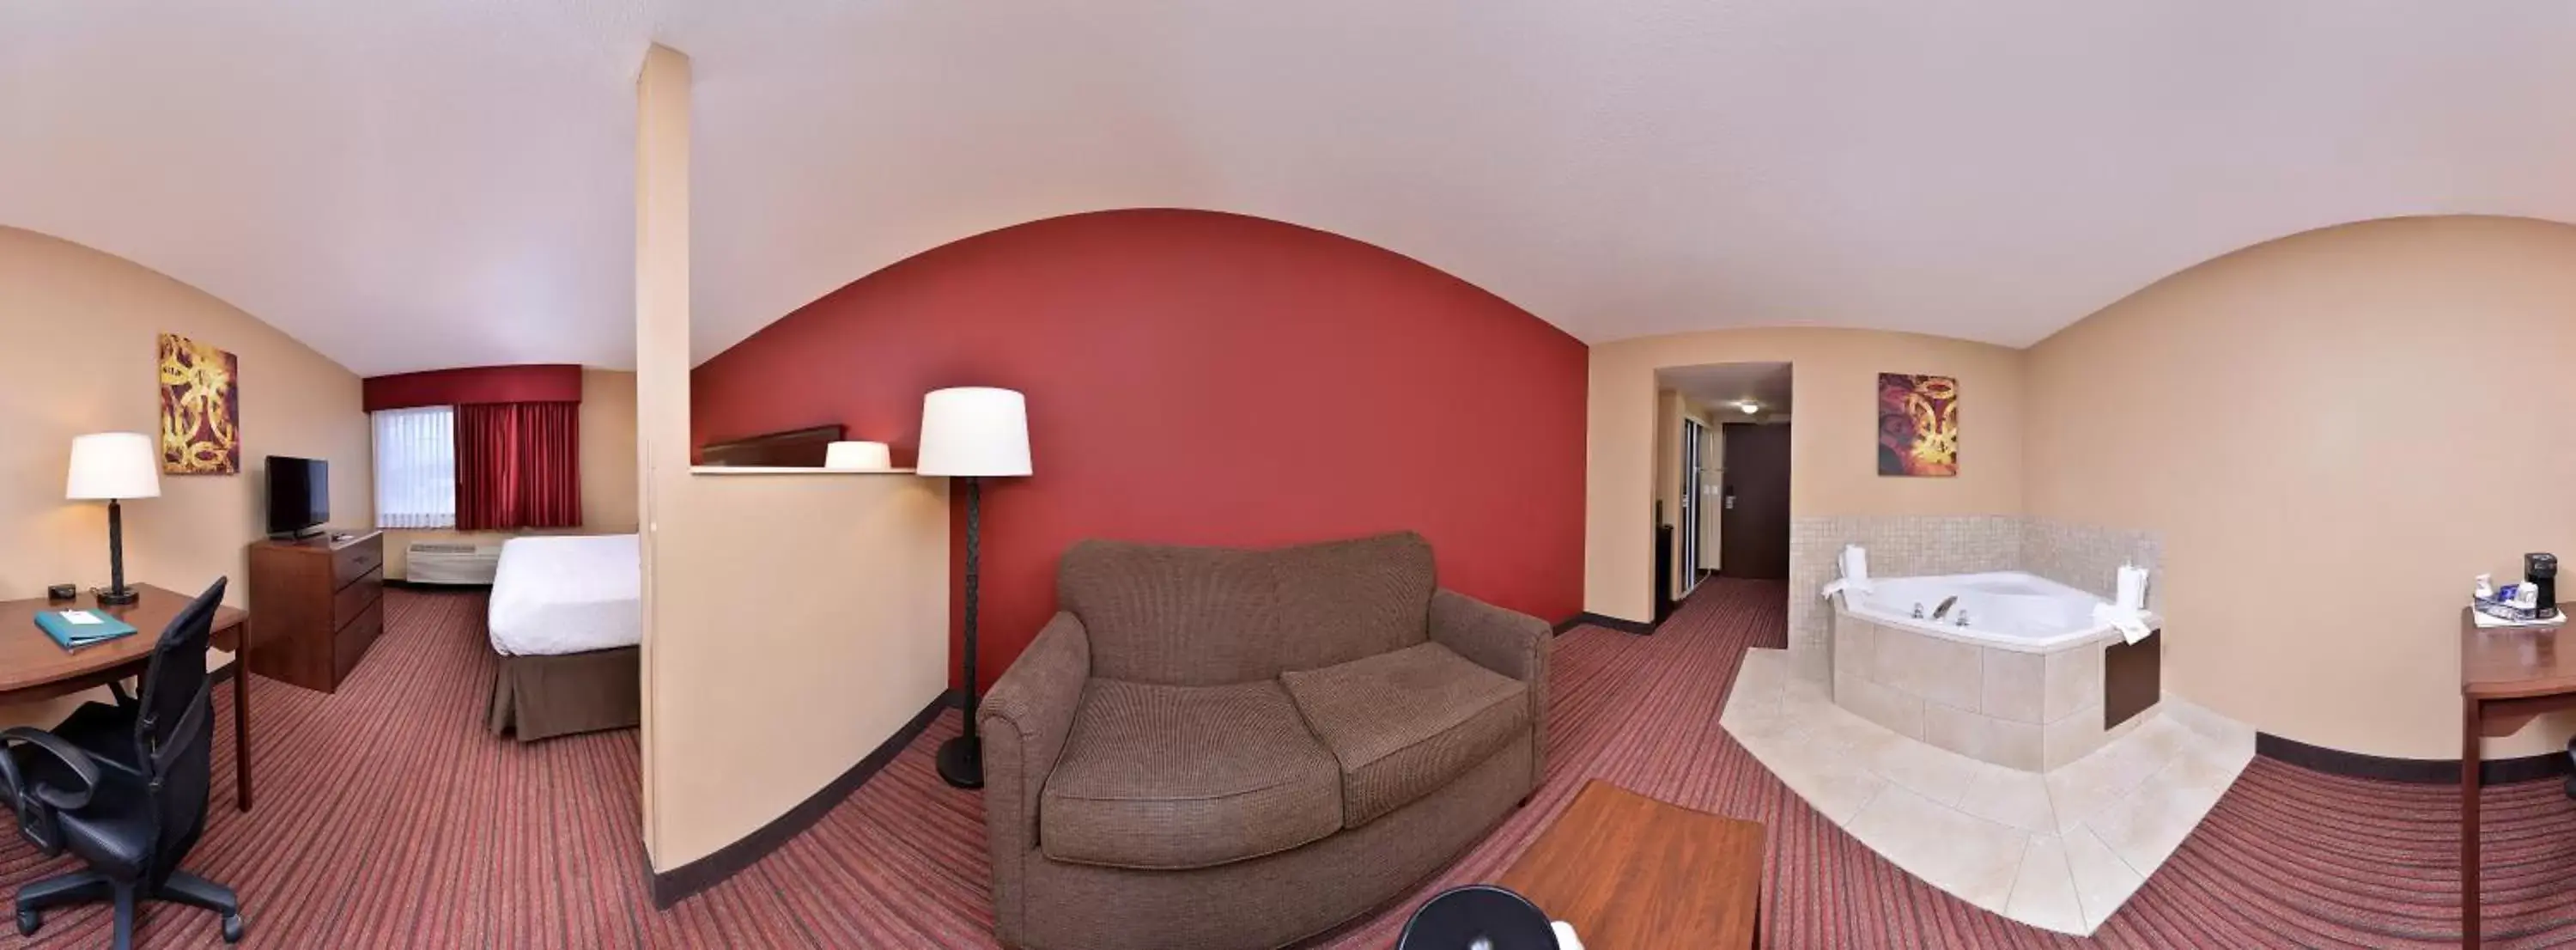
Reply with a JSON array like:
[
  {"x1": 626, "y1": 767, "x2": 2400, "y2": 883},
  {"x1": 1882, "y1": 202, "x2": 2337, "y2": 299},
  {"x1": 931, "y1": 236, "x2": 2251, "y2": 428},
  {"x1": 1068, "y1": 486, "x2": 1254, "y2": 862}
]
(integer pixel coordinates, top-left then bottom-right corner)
[{"x1": 689, "y1": 466, "x2": 919, "y2": 476}]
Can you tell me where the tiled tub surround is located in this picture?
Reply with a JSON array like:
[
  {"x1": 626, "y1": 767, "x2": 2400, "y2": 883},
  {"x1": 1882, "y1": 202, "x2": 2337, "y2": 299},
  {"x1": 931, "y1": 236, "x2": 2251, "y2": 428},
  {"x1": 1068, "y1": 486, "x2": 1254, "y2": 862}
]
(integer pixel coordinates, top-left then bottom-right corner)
[
  {"x1": 1788, "y1": 515, "x2": 2020, "y2": 679},
  {"x1": 1724, "y1": 649, "x2": 2256, "y2": 935},
  {"x1": 2020, "y1": 517, "x2": 2161, "y2": 612},
  {"x1": 1786, "y1": 515, "x2": 2160, "y2": 681},
  {"x1": 1832, "y1": 577, "x2": 2152, "y2": 771}
]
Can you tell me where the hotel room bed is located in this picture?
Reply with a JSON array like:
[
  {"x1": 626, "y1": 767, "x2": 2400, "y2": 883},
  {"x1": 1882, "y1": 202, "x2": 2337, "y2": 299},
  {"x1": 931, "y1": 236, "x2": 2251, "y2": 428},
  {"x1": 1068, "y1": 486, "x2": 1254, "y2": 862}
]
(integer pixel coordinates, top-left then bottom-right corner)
[{"x1": 485, "y1": 533, "x2": 642, "y2": 741}]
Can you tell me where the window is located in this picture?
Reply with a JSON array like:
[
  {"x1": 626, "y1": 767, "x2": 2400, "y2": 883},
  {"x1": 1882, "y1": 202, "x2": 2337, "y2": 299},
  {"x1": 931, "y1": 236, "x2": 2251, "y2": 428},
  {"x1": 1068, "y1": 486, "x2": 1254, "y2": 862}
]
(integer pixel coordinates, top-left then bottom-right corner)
[{"x1": 374, "y1": 405, "x2": 456, "y2": 529}]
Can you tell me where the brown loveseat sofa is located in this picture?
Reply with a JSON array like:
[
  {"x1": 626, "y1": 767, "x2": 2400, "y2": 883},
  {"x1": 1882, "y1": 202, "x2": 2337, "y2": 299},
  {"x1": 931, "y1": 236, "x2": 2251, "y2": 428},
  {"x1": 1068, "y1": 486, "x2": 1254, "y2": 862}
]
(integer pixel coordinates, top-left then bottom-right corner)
[{"x1": 977, "y1": 532, "x2": 1551, "y2": 950}]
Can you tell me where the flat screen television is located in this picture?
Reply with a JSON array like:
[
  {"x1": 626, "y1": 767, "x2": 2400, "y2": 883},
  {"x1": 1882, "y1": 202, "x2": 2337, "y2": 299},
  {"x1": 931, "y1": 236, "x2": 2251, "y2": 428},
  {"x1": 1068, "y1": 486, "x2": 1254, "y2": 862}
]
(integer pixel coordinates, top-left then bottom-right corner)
[{"x1": 265, "y1": 456, "x2": 329, "y2": 539}]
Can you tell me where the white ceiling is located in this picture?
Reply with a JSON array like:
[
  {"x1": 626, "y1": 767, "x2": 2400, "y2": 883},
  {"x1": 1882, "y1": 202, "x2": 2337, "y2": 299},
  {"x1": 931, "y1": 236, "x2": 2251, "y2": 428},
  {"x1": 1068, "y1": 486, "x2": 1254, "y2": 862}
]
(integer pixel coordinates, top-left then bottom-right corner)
[
  {"x1": 1660, "y1": 362, "x2": 1794, "y2": 416},
  {"x1": 8, "y1": 3, "x2": 2576, "y2": 376}
]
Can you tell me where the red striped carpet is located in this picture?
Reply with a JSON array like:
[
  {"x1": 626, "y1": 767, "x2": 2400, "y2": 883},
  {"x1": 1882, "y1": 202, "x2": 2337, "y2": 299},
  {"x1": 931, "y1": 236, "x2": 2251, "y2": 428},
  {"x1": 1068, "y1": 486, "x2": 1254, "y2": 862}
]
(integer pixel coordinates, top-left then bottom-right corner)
[{"x1": 4, "y1": 582, "x2": 2571, "y2": 947}]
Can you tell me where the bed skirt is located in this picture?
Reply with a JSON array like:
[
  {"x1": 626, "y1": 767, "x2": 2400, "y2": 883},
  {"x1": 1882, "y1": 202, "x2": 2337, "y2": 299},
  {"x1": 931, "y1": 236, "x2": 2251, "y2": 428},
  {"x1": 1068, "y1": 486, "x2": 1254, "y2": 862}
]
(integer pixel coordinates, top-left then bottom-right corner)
[{"x1": 488, "y1": 647, "x2": 641, "y2": 741}]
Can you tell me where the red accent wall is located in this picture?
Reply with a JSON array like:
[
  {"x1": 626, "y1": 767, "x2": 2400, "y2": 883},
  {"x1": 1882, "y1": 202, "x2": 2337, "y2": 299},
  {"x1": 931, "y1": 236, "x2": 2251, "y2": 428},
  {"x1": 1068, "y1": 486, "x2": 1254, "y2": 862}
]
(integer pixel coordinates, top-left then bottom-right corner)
[
  {"x1": 364, "y1": 364, "x2": 583, "y2": 411},
  {"x1": 692, "y1": 210, "x2": 1588, "y2": 691}
]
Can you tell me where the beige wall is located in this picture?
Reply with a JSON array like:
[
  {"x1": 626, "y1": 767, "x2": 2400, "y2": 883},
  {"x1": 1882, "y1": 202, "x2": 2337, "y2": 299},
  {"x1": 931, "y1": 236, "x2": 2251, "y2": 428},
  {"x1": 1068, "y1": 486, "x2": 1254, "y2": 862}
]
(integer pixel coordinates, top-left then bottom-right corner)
[
  {"x1": 1590, "y1": 328, "x2": 2025, "y2": 620},
  {"x1": 2026, "y1": 215, "x2": 2576, "y2": 759},
  {"x1": 0, "y1": 226, "x2": 371, "y2": 605},
  {"x1": 634, "y1": 46, "x2": 953, "y2": 871},
  {"x1": 580, "y1": 368, "x2": 640, "y2": 531},
  {"x1": 0, "y1": 226, "x2": 371, "y2": 725},
  {"x1": 641, "y1": 474, "x2": 950, "y2": 868},
  {"x1": 380, "y1": 368, "x2": 640, "y2": 580}
]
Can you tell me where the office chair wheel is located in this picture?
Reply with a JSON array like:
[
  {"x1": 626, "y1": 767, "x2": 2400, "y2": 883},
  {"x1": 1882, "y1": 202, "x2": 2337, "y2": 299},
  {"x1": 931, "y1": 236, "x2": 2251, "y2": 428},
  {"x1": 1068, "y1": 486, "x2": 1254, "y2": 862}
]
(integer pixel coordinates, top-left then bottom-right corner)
[
  {"x1": 16, "y1": 907, "x2": 37, "y2": 937},
  {"x1": 222, "y1": 912, "x2": 244, "y2": 942}
]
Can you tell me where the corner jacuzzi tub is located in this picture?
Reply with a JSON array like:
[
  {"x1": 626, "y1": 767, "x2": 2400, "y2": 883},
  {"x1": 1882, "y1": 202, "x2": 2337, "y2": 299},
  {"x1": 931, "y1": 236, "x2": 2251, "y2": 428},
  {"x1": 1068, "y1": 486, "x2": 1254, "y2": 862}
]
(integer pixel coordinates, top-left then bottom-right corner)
[{"x1": 1831, "y1": 571, "x2": 2154, "y2": 771}]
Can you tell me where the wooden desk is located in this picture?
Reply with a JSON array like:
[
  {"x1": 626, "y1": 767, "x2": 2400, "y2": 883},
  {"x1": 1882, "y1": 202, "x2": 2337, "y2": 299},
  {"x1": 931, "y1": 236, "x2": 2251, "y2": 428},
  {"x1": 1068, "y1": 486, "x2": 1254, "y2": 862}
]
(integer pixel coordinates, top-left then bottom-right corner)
[
  {"x1": 0, "y1": 584, "x2": 254, "y2": 812},
  {"x1": 2460, "y1": 605, "x2": 2576, "y2": 949},
  {"x1": 1498, "y1": 780, "x2": 1765, "y2": 949}
]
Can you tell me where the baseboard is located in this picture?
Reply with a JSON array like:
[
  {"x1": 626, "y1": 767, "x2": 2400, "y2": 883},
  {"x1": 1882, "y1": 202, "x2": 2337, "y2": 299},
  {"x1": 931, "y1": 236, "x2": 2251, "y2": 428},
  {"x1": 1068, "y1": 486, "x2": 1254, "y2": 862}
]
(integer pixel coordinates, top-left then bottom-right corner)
[
  {"x1": 2256, "y1": 731, "x2": 2569, "y2": 786},
  {"x1": 1558, "y1": 612, "x2": 1656, "y2": 636},
  {"x1": 647, "y1": 689, "x2": 962, "y2": 908},
  {"x1": 384, "y1": 579, "x2": 493, "y2": 591}
]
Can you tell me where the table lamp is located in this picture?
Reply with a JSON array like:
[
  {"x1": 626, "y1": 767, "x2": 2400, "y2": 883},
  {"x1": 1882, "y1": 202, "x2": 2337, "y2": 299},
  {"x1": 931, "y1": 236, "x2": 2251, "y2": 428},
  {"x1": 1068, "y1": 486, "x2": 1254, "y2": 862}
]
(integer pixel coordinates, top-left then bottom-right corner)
[
  {"x1": 916, "y1": 387, "x2": 1031, "y2": 789},
  {"x1": 823, "y1": 441, "x2": 893, "y2": 471},
  {"x1": 65, "y1": 432, "x2": 161, "y2": 606}
]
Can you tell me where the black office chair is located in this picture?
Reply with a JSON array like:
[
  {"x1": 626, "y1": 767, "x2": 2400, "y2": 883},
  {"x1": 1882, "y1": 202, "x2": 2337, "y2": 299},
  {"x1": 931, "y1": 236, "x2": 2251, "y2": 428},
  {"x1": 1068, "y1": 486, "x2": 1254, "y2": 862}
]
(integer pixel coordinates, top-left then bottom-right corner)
[
  {"x1": 0, "y1": 577, "x2": 245, "y2": 947},
  {"x1": 1397, "y1": 885, "x2": 1559, "y2": 950}
]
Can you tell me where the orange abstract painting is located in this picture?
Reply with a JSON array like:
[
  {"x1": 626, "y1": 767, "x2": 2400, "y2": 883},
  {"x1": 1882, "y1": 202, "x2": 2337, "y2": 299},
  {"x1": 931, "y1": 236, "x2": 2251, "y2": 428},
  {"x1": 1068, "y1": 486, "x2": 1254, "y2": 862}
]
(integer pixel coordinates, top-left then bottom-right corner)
[
  {"x1": 1877, "y1": 373, "x2": 1956, "y2": 477},
  {"x1": 159, "y1": 333, "x2": 240, "y2": 475}
]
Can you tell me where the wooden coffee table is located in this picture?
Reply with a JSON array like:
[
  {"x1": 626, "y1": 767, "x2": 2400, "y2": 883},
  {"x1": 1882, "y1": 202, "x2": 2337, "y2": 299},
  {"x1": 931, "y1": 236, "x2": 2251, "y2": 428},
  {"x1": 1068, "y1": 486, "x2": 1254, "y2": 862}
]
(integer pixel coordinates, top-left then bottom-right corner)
[{"x1": 1497, "y1": 779, "x2": 1765, "y2": 949}]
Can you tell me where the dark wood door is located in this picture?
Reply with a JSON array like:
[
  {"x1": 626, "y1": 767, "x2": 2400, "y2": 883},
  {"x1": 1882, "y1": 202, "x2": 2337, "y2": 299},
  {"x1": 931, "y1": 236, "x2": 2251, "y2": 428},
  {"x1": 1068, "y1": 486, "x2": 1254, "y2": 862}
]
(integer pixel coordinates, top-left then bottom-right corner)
[{"x1": 1719, "y1": 423, "x2": 1790, "y2": 579}]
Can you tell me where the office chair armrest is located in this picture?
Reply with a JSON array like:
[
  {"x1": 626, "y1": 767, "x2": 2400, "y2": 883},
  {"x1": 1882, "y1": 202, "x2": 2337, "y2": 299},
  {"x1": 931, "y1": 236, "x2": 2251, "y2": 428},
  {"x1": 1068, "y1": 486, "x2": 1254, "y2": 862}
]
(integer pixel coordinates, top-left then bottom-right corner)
[
  {"x1": 0, "y1": 744, "x2": 49, "y2": 856},
  {"x1": 0, "y1": 727, "x2": 101, "y2": 812}
]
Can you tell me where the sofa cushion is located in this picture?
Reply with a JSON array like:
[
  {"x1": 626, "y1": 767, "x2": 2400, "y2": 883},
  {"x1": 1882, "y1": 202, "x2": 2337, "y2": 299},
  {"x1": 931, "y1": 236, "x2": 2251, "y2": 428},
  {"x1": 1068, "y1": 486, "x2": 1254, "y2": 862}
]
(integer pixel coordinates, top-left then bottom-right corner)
[
  {"x1": 1039, "y1": 679, "x2": 1344, "y2": 870},
  {"x1": 1059, "y1": 541, "x2": 1281, "y2": 686},
  {"x1": 1280, "y1": 642, "x2": 1530, "y2": 828},
  {"x1": 1269, "y1": 533, "x2": 1437, "y2": 674},
  {"x1": 1056, "y1": 532, "x2": 1435, "y2": 685}
]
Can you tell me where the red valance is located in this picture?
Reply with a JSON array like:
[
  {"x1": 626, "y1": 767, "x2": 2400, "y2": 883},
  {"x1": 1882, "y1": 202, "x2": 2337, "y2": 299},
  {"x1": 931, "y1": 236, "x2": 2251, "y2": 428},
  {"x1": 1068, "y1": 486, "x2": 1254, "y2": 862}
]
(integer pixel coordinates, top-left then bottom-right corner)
[{"x1": 363, "y1": 365, "x2": 583, "y2": 412}]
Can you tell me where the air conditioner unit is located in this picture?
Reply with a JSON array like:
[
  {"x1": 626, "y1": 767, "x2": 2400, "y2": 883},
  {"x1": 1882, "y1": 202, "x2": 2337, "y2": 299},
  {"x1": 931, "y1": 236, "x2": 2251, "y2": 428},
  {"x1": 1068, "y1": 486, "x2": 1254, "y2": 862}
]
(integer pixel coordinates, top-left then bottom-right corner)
[{"x1": 405, "y1": 542, "x2": 501, "y2": 586}]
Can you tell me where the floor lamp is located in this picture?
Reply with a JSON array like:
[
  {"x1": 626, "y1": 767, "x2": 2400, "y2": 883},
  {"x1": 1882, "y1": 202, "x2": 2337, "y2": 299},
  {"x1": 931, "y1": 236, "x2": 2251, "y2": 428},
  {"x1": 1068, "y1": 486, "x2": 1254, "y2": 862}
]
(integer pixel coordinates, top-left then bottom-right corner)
[{"x1": 919, "y1": 387, "x2": 1031, "y2": 789}]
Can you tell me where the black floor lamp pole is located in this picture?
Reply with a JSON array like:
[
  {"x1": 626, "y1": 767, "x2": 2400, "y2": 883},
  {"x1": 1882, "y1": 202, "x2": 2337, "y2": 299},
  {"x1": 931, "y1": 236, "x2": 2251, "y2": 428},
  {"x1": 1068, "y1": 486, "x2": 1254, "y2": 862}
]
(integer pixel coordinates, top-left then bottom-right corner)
[{"x1": 937, "y1": 476, "x2": 985, "y2": 789}]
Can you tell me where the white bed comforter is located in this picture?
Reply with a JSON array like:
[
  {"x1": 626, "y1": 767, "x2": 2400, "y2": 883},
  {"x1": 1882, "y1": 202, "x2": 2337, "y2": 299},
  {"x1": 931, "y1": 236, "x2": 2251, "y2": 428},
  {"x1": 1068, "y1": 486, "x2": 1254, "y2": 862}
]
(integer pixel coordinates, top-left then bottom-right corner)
[{"x1": 489, "y1": 534, "x2": 641, "y2": 656}]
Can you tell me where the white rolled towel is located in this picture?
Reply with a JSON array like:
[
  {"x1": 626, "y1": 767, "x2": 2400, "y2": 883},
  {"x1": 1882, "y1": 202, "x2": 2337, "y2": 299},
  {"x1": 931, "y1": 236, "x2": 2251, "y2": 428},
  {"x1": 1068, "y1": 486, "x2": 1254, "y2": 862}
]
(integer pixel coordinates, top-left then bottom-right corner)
[
  {"x1": 2115, "y1": 564, "x2": 2149, "y2": 611},
  {"x1": 1820, "y1": 544, "x2": 1873, "y2": 600},
  {"x1": 2093, "y1": 603, "x2": 2154, "y2": 645}
]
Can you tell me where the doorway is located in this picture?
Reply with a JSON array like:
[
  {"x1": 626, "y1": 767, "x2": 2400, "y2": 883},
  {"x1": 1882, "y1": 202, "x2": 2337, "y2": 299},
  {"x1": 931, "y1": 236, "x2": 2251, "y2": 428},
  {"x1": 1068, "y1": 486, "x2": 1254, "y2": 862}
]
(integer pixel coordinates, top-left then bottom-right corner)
[{"x1": 1653, "y1": 362, "x2": 1792, "y2": 612}]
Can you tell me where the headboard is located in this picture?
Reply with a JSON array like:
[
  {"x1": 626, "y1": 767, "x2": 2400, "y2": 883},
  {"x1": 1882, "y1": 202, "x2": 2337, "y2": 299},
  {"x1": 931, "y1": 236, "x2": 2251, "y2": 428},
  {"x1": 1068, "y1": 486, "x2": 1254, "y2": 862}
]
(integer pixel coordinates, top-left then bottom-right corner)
[{"x1": 696, "y1": 424, "x2": 846, "y2": 467}]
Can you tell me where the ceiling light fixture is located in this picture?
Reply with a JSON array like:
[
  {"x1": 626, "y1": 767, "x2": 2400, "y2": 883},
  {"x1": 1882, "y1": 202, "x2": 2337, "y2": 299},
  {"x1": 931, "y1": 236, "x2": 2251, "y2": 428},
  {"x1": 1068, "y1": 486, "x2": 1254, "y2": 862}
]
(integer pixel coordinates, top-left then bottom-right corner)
[{"x1": 1738, "y1": 401, "x2": 1759, "y2": 415}]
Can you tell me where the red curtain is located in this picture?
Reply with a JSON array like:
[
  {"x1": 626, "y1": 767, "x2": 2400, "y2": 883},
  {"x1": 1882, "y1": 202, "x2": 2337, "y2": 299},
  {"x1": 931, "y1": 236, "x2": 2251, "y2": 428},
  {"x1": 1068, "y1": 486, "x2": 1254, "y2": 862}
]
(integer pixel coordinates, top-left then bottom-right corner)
[{"x1": 457, "y1": 403, "x2": 582, "y2": 531}]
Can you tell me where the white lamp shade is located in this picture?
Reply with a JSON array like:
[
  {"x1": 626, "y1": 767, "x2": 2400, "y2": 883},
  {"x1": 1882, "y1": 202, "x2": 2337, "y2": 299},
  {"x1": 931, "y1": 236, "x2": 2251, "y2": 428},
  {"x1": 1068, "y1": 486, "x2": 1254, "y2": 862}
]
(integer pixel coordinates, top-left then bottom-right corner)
[
  {"x1": 65, "y1": 432, "x2": 162, "y2": 500},
  {"x1": 917, "y1": 387, "x2": 1031, "y2": 477},
  {"x1": 823, "y1": 441, "x2": 893, "y2": 471}
]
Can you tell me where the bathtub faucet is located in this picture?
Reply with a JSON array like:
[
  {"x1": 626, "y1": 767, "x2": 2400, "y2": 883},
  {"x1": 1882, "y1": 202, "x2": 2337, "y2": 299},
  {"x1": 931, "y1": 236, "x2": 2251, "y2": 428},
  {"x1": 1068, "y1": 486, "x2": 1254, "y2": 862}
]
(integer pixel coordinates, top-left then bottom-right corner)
[{"x1": 1931, "y1": 595, "x2": 1959, "y2": 621}]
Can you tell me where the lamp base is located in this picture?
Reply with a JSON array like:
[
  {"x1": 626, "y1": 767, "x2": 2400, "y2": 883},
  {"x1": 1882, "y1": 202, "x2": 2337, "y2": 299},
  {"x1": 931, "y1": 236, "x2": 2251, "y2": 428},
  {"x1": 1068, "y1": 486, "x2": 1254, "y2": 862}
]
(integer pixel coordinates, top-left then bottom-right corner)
[
  {"x1": 94, "y1": 586, "x2": 138, "y2": 606},
  {"x1": 936, "y1": 735, "x2": 984, "y2": 789}
]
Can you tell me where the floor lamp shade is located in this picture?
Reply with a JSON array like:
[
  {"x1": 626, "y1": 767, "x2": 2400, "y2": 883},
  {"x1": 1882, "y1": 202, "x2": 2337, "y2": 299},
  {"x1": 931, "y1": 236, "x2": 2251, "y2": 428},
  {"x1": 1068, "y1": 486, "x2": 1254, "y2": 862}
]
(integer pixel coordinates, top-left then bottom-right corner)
[
  {"x1": 66, "y1": 433, "x2": 161, "y2": 500},
  {"x1": 917, "y1": 387, "x2": 1030, "y2": 477},
  {"x1": 920, "y1": 387, "x2": 1030, "y2": 790}
]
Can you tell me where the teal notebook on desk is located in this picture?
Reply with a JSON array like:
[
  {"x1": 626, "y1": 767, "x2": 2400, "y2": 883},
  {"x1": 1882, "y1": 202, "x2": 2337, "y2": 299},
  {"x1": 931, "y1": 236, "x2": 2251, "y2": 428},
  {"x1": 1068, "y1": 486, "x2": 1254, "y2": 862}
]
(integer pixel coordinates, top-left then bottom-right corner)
[{"x1": 33, "y1": 609, "x2": 138, "y2": 650}]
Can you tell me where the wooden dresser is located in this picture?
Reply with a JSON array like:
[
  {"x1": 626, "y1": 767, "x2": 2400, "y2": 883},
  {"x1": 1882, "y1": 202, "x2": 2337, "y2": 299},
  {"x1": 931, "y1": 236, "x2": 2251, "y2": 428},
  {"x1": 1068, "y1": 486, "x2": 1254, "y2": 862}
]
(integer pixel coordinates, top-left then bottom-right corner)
[{"x1": 246, "y1": 531, "x2": 385, "y2": 693}]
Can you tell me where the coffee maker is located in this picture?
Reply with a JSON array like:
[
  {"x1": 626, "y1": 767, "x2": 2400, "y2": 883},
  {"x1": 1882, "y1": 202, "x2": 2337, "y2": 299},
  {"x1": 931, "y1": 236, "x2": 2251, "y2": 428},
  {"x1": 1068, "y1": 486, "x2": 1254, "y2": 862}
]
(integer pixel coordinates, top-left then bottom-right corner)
[{"x1": 2530, "y1": 553, "x2": 2559, "y2": 620}]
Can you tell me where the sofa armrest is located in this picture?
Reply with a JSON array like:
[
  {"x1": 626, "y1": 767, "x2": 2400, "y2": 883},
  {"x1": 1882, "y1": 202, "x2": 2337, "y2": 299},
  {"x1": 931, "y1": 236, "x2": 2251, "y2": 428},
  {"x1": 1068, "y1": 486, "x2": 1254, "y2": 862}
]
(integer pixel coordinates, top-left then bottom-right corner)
[
  {"x1": 977, "y1": 611, "x2": 1091, "y2": 943},
  {"x1": 1429, "y1": 589, "x2": 1551, "y2": 784},
  {"x1": 1429, "y1": 589, "x2": 1548, "y2": 683},
  {"x1": 980, "y1": 612, "x2": 1091, "y2": 844}
]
